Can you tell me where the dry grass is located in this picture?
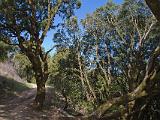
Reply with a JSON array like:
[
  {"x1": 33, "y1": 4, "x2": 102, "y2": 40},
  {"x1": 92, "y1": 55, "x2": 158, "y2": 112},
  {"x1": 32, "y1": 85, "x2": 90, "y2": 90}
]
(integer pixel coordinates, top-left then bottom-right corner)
[{"x1": 0, "y1": 61, "x2": 23, "y2": 83}]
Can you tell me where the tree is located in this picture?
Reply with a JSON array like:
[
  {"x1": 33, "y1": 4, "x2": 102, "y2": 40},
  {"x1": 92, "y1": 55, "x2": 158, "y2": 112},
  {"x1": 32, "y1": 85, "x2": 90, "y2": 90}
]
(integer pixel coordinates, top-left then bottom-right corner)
[
  {"x1": 0, "y1": 41, "x2": 12, "y2": 61},
  {"x1": 145, "y1": 0, "x2": 160, "y2": 21},
  {"x1": 80, "y1": 0, "x2": 160, "y2": 119},
  {"x1": 51, "y1": 1, "x2": 160, "y2": 118},
  {"x1": 52, "y1": 17, "x2": 97, "y2": 112},
  {"x1": 13, "y1": 53, "x2": 35, "y2": 83},
  {"x1": 42, "y1": 0, "x2": 160, "y2": 118},
  {"x1": 0, "y1": 0, "x2": 80, "y2": 109}
]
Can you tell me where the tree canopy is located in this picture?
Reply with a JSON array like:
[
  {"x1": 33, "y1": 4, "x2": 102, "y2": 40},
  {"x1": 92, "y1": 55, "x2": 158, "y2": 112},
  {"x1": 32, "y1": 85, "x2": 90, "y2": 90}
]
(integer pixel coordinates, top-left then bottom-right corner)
[{"x1": 0, "y1": 0, "x2": 160, "y2": 119}]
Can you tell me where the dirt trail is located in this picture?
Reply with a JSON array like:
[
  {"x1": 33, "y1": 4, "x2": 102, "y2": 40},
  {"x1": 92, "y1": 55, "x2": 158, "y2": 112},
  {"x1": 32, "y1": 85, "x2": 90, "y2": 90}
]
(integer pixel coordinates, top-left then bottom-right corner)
[
  {"x1": 0, "y1": 62, "x2": 82, "y2": 120},
  {"x1": 0, "y1": 87, "x2": 78, "y2": 120}
]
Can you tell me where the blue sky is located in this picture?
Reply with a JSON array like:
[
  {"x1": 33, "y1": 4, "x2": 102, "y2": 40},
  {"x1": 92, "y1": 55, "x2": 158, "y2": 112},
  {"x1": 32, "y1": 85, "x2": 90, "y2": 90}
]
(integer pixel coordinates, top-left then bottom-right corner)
[
  {"x1": 42, "y1": 0, "x2": 123, "y2": 54},
  {"x1": 75, "y1": 0, "x2": 123, "y2": 20}
]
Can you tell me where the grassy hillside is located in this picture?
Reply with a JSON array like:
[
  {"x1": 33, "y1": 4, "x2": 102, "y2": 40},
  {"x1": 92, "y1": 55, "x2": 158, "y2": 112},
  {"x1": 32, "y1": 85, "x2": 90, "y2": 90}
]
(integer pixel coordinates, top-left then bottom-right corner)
[
  {"x1": 0, "y1": 76, "x2": 29, "y2": 93},
  {"x1": 0, "y1": 62, "x2": 30, "y2": 99},
  {"x1": 0, "y1": 61, "x2": 23, "y2": 83}
]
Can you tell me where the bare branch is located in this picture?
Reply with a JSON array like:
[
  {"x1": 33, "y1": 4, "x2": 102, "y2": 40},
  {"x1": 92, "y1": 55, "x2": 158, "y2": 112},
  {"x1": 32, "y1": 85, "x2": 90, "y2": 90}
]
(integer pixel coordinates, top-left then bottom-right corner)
[
  {"x1": 107, "y1": 14, "x2": 126, "y2": 42},
  {"x1": 142, "y1": 22, "x2": 155, "y2": 40},
  {"x1": 40, "y1": 0, "x2": 63, "y2": 42},
  {"x1": 44, "y1": 45, "x2": 55, "y2": 60}
]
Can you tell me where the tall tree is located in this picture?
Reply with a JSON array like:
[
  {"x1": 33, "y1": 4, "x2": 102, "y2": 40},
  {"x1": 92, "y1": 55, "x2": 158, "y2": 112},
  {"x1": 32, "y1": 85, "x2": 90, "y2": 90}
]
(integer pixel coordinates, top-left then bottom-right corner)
[
  {"x1": 0, "y1": 0, "x2": 80, "y2": 109},
  {"x1": 80, "y1": 0, "x2": 160, "y2": 119},
  {"x1": 53, "y1": 16, "x2": 97, "y2": 102}
]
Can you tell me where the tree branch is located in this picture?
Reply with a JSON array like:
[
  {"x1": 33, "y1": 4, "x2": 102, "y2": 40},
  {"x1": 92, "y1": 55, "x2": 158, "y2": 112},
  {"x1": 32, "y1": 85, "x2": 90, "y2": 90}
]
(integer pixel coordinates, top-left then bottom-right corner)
[
  {"x1": 40, "y1": 0, "x2": 63, "y2": 42},
  {"x1": 89, "y1": 45, "x2": 160, "y2": 118}
]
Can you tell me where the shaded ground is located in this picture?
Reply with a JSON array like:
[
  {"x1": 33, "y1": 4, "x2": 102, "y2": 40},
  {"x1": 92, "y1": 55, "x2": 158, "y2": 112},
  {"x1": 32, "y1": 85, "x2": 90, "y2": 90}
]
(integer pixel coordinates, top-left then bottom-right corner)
[
  {"x1": 0, "y1": 77, "x2": 83, "y2": 120},
  {"x1": 0, "y1": 87, "x2": 78, "y2": 120},
  {"x1": 0, "y1": 62, "x2": 83, "y2": 120}
]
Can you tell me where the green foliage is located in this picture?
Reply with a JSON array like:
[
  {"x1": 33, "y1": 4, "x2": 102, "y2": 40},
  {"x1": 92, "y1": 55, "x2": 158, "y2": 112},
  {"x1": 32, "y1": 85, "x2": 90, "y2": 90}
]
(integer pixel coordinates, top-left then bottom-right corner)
[
  {"x1": 0, "y1": 41, "x2": 12, "y2": 61},
  {"x1": 0, "y1": 0, "x2": 159, "y2": 118},
  {"x1": 13, "y1": 53, "x2": 35, "y2": 83},
  {"x1": 50, "y1": 0, "x2": 160, "y2": 117},
  {"x1": 48, "y1": 49, "x2": 81, "y2": 106}
]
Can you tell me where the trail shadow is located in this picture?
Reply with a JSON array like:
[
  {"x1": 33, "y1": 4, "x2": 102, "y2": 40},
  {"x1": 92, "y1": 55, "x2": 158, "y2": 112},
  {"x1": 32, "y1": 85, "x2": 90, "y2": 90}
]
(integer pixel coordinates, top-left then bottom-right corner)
[
  {"x1": 0, "y1": 75, "x2": 34, "y2": 120},
  {"x1": 0, "y1": 75, "x2": 83, "y2": 120}
]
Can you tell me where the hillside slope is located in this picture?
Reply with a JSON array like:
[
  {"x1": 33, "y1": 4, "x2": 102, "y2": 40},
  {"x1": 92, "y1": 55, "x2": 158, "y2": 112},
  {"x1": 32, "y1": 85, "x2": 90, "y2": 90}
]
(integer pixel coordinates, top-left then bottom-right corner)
[
  {"x1": 0, "y1": 61, "x2": 30, "y2": 100},
  {"x1": 0, "y1": 61, "x2": 23, "y2": 83}
]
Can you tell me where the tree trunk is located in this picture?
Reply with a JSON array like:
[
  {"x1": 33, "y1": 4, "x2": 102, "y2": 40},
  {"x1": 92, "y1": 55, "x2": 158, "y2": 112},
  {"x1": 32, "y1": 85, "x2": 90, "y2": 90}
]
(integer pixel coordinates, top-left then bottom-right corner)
[
  {"x1": 78, "y1": 52, "x2": 92, "y2": 101},
  {"x1": 145, "y1": 0, "x2": 160, "y2": 22},
  {"x1": 96, "y1": 42, "x2": 111, "y2": 95},
  {"x1": 34, "y1": 78, "x2": 46, "y2": 109},
  {"x1": 77, "y1": 41, "x2": 95, "y2": 101},
  {"x1": 33, "y1": 64, "x2": 48, "y2": 109},
  {"x1": 25, "y1": 54, "x2": 49, "y2": 110},
  {"x1": 26, "y1": 51, "x2": 49, "y2": 110}
]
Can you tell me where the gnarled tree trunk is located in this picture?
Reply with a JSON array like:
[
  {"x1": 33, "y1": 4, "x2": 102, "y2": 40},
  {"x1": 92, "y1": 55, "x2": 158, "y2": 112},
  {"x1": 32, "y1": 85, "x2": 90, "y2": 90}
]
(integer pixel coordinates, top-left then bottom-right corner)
[
  {"x1": 34, "y1": 72, "x2": 48, "y2": 109},
  {"x1": 33, "y1": 62, "x2": 48, "y2": 109},
  {"x1": 25, "y1": 49, "x2": 49, "y2": 109}
]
